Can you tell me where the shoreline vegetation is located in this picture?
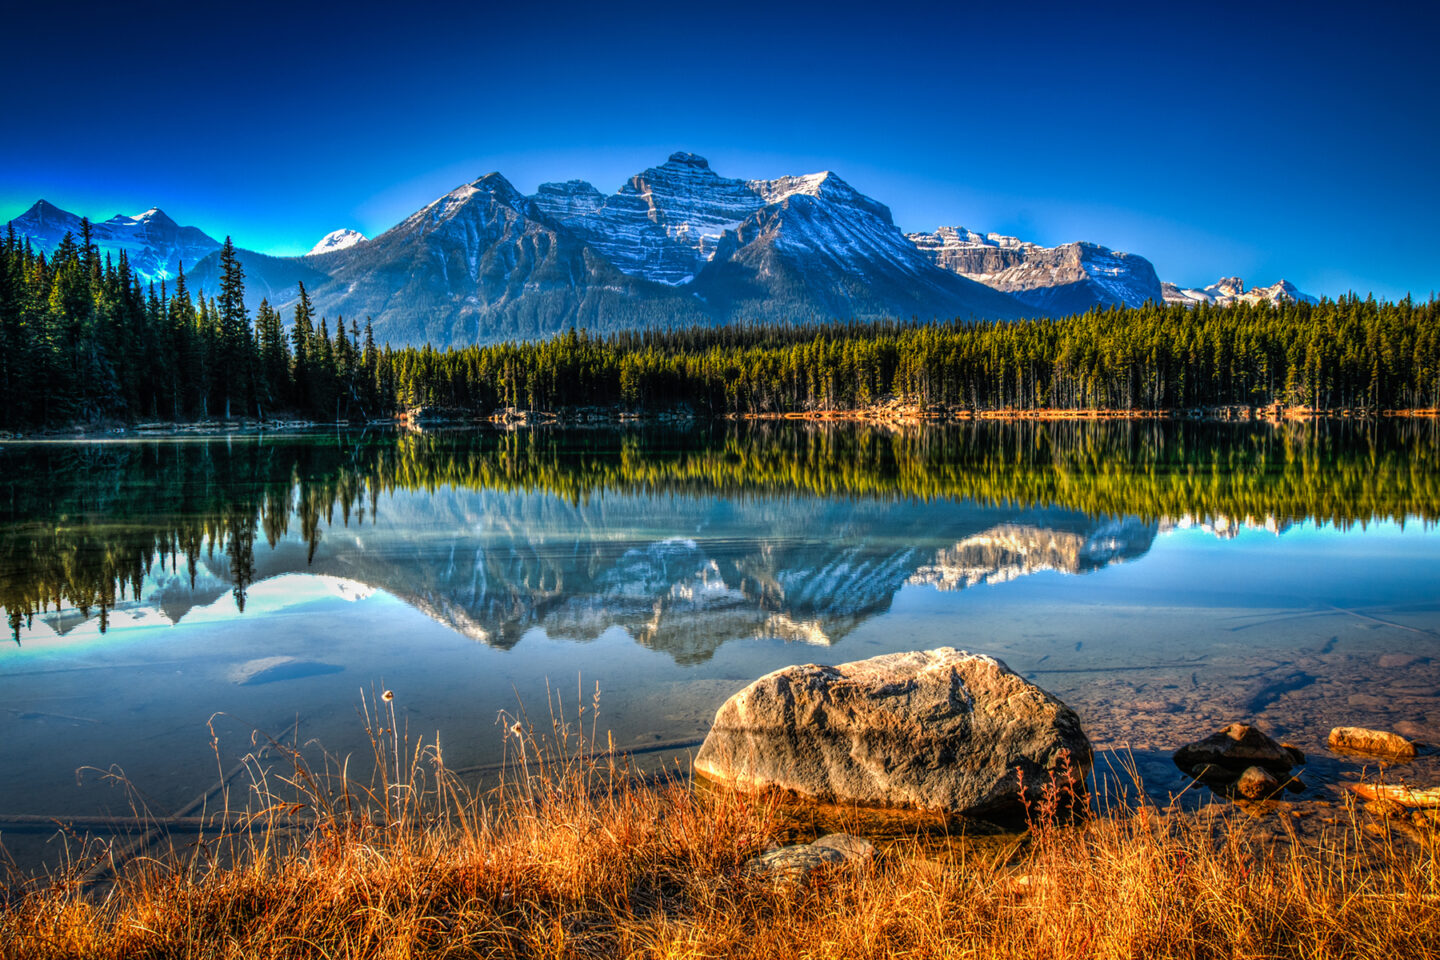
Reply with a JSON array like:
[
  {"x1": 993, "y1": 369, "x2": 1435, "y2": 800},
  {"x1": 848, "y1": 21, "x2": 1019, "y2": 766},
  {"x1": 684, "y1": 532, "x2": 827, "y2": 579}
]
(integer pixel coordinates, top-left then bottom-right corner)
[
  {"x1": 1, "y1": 703, "x2": 1437, "y2": 959},
  {"x1": 2, "y1": 229, "x2": 1438, "y2": 433},
  {"x1": 5, "y1": 401, "x2": 1439, "y2": 442}
]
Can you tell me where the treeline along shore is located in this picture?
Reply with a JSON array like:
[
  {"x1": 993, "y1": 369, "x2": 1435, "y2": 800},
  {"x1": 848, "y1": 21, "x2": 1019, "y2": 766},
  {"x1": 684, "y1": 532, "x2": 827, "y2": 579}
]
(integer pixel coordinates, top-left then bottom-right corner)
[{"x1": 1, "y1": 225, "x2": 1437, "y2": 430}]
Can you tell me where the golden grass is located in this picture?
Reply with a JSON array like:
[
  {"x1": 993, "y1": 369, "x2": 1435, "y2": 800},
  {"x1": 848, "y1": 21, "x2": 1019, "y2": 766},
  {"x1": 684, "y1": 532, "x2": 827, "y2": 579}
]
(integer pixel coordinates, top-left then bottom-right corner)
[{"x1": 2, "y1": 693, "x2": 1437, "y2": 959}]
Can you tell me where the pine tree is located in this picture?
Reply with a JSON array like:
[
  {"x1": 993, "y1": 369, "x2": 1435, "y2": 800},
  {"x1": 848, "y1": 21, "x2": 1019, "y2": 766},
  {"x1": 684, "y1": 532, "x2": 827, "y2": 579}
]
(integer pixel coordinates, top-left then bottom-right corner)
[
  {"x1": 291, "y1": 281, "x2": 315, "y2": 412},
  {"x1": 215, "y1": 237, "x2": 250, "y2": 419}
]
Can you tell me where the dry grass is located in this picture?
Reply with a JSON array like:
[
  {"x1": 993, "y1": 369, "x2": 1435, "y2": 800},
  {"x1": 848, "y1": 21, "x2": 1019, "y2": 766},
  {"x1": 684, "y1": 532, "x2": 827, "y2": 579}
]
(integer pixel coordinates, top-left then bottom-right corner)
[{"x1": 2, "y1": 692, "x2": 1437, "y2": 959}]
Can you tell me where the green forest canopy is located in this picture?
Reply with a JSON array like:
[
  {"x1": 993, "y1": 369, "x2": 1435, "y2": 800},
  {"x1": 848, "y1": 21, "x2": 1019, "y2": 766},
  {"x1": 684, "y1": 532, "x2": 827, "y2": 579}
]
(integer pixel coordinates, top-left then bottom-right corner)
[{"x1": 1, "y1": 224, "x2": 1437, "y2": 428}]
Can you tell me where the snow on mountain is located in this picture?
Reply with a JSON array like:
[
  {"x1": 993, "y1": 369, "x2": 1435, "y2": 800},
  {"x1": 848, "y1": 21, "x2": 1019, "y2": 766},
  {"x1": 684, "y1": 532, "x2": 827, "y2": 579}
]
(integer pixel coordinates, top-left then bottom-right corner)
[
  {"x1": 908, "y1": 226, "x2": 1165, "y2": 313},
  {"x1": 531, "y1": 152, "x2": 773, "y2": 287},
  {"x1": 308, "y1": 228, "x2": 366, "y2": 256},
  {"x1": 201, "y1": 153, "x2": 1029, "y2": 345},
  {"x1": 1161, "y1": 277, "x2": 1319, "y2": 307},
  {"x1": 5, "y1": 200, "x2": 221, "y2": 285}
]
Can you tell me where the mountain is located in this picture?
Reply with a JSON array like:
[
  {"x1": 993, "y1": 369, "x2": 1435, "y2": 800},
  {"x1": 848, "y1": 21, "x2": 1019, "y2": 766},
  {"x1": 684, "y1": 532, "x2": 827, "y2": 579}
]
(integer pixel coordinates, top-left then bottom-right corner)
[
  {"x1": 7, "y1": 157, "x2": 1321, "y2": 345},
  {"x1": 1161, "y1": 277, "x2": 1318, "y2": 307},
  {"x1": 907, "y1": 226, "x2": 1166, "y2": 312},
  {"x1": 5, "y1": 200, "x2": 220, "y2": 285},
  {"x1": 179, "y1": 153, "x2": 1034, "y2": 346},
  {"x1": 309, "y1": 228, "x2": 366, "y2": 255}
]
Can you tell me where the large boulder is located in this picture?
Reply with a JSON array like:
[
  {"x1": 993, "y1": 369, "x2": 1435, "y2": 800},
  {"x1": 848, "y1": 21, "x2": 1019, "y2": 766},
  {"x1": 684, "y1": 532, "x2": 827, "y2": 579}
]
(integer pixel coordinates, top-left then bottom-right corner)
[{"x1": 692, "y1": 648, "x2": 1091, "y2": 814}]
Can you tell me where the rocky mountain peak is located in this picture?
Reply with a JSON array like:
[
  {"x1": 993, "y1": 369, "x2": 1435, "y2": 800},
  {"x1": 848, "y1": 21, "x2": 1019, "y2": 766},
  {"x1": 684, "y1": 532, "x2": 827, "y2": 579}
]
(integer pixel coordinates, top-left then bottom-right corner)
[
  {"x1": 1163, "y1": 276, "x2": 1318, "y2": 307},
  {"x1": 665, "y1": 151, "x2": 710, "y2": 169},
  {"x1": 19, "y1": 199, "x2": 74, "y2": 227},
  {"x1": 536, "y1": 179, "x2": 602, "y2": 197},
  {"x1": 6, "y1": 198, "x2": 220, "y2": 284},
  {"x1": 308, "y1": 228, "x2": 367, "y2": 256},
  {"x1": 910, "y1": 226, "x2": 1163, "y2": 312},
  {"x1": 471, "y1": 171, "x2": 525, "y2": 206}
]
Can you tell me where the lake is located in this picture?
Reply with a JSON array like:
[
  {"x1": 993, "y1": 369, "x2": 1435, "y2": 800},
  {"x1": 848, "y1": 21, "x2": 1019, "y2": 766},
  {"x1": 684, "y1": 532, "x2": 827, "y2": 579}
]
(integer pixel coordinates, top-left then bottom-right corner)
[{"x1": 2, "y1": 420, "x2": 1438, "y2": 871}]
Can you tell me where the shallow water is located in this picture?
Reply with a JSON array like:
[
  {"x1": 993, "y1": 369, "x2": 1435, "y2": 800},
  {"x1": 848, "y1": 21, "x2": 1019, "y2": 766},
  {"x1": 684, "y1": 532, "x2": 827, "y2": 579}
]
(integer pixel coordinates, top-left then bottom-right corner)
[{"x1": 2, "y1": 421, "x2": 1437, "y2": 871}]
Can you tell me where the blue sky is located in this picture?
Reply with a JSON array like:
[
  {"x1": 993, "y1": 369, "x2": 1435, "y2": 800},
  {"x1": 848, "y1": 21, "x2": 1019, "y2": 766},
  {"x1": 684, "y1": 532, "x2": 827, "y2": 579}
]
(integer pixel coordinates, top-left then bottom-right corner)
[{"x1": 2, "y1": 0, "x2": 1435, "y2": 299}]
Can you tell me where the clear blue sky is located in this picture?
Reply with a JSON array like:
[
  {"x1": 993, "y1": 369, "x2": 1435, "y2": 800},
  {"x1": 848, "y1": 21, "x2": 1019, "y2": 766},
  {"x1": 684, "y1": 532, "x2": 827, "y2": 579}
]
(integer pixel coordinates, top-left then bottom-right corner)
[{"x1": 2, "y1": 0, "x2": 1435, "y2": 299}]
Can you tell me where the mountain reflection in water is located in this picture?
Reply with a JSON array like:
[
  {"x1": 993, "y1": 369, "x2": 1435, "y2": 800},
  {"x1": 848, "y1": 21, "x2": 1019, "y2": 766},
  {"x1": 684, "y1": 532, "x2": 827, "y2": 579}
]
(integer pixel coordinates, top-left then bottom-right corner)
[{"x1": 1, "y1": 418, "x2": 1435, "y2": 658}]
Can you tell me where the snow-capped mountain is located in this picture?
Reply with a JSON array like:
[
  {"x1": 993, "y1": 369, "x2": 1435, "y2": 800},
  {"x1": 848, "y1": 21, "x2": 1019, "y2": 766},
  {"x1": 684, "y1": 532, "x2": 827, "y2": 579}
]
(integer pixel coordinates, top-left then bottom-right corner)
[
  {"x1": 1161, "y1": 277, "x2": 1318, "y2": 307},
  {"x1": 183, "y1": 152, "x2": 1029, "y2": 346},
  {"x1": 8, "y1": 156, "x2": 1321, "y2": 345},
  {"x1": 907, "y1": 226, "x2": 1166, "y2": 312},
  {"x1": 5, "y1": 200, "x2": 220, "y2": 285},
  {"x1": 308, "y1": 228, "x2": 366, "y2": 256}
]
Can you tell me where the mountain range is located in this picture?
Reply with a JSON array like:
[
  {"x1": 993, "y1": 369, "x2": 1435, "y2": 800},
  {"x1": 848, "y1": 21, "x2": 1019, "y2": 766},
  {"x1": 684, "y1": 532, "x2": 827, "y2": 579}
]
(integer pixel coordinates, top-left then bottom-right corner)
[{"x1": 5, "y1": 154, "x2": 1316, "y2": 347}]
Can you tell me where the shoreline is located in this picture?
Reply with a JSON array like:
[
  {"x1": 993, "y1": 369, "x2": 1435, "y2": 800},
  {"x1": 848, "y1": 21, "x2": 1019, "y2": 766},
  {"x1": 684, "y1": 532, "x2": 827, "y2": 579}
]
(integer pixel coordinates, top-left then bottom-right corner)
[{"x1": 3, "y1": 404, "x2": 1437, "y2": 441}]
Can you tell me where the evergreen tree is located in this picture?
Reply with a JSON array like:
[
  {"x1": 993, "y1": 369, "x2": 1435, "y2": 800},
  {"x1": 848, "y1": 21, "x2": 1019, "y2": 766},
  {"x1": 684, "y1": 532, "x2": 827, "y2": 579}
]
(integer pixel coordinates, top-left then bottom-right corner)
[{"x1": 215, "y1": 237, "x2": 250, "y2": 419}]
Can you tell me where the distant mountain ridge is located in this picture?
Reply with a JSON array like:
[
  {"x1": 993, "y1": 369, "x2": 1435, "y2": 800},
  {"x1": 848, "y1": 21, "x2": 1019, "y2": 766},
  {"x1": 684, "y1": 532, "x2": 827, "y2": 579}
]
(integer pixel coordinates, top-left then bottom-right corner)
[
  {"x1": 7, "y1": 199, "x2": 220, "y2": 285},
  {"x1": 179, "y1": 153, "x2": 1030, "y2": 346},
  {"x1": 6, "y1": 156, "x2": 1318, "y2": 346},
  {"x1": 1162, "y1": 277, "x2": 1319, "y2": 307},
  {"x1": 907, "y1": 226, "x2": 1166, "y2": 313}
]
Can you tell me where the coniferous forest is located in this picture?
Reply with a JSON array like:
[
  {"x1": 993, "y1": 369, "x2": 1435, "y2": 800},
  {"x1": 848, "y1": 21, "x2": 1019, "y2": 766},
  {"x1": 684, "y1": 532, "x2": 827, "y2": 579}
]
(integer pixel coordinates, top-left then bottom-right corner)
[{"x1": 2, "y1": 223, "x2": 1438, "y2": 430}]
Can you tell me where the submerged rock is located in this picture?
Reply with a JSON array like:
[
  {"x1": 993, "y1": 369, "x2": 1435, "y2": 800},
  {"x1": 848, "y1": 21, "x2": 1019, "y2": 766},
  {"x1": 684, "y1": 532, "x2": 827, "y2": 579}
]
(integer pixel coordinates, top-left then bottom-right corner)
[
  {"x1": 1328, "y1": 726, "x2": 1417, "y2": 760},
  {"x1": 693, "y1": 648, "x2": 1091, "y2": 814},
  {"x1": 228, "y1": 656, "x2": 344, "y2": 686}
]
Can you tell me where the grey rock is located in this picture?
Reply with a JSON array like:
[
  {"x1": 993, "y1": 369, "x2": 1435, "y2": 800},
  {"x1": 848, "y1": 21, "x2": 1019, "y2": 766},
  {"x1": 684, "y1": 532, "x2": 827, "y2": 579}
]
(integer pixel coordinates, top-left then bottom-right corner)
[
  {"x1": 747, "y1": 832, "x2": 874, "y2": 879},
  {"x1": 693, "y1": 648, "x2": 1091, "y2": 814}
]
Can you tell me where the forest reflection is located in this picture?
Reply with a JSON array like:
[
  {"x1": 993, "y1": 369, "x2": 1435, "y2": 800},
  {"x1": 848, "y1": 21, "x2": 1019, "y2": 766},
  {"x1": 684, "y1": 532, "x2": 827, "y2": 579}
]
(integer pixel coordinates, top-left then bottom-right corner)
[{"x1": 2, "y1": 418, "x2": 1436, "y2": 641}]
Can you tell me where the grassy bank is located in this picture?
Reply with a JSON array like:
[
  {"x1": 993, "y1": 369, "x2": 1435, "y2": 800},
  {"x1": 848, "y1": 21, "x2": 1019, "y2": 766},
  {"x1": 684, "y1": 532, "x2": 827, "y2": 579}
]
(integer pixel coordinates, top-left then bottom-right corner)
[{"x1": 2, "y1": 702, "x2": 1437, "y2": 959}]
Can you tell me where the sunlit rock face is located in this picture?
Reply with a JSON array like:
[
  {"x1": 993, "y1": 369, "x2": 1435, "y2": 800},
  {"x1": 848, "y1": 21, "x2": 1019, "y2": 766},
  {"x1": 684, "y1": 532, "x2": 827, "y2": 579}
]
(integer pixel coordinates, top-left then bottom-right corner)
[
  {"x1": 908, "y1": 226, "x2": 1165, "y2": 313},
  {"x1": 6, "y1": 200, "x2": 220, "y2": 284},
  {"x1": 531, "y1": 153, "x2": 765, "y2": 287},
  {"x1": 694, "y1": 648, "x2": 1092, "y2": 813}
]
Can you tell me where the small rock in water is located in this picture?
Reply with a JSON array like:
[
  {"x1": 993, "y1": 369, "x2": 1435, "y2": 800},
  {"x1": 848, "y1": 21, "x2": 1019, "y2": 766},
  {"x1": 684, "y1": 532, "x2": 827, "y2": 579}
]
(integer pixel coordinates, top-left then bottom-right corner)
[
  {"x1": 1328, "y1": 726, "x2": 1417, "y2": 760},
  {"x1": 1236, "y1": 765, "x2": 1281, "y2": 800},
  {"x1": 1173, "y1": 723, "x2": 1296, "y2": 777}
]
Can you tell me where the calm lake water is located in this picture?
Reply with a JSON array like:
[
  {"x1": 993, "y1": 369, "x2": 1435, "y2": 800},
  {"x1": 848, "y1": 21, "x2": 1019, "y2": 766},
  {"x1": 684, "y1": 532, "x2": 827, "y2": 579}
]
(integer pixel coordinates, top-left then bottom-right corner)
[{"x1": 2, "y1": 421, "x2": 1438, "y2": 870}]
